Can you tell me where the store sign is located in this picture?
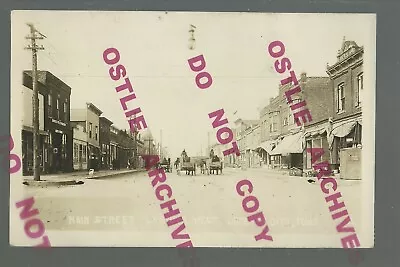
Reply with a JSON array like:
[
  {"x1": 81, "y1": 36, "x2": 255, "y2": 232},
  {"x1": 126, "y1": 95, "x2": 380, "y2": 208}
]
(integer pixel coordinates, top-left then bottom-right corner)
[{"x1": 51, "y1": 119, "x2": 66, "y2": 127}]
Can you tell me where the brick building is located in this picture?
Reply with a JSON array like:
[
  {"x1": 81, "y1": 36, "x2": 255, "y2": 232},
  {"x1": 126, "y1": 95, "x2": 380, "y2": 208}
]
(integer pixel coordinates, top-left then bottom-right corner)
[
  {"x1": 22, "y1": 71, "x2": 73, "y2": 175},
  {"x1": 326, "y1": 39, "x2": 363, "y2": 179},
  {"x1": 301, "y1": 74, "x2": 333, "y2": 171},
  {"x1": 99, "y1": 117, "x2": 113, "y2": 170}
]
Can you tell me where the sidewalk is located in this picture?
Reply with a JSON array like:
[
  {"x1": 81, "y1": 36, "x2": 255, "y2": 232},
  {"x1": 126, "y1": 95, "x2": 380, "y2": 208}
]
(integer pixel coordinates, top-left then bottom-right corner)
[{"x1": 23, "y1": 168, "x2": 146, "y2": 187}]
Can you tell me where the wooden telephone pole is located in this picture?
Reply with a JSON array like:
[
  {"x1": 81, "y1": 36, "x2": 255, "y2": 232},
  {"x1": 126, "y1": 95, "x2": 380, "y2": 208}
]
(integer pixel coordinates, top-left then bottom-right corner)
[
  {"x1": 25, "y1": 23, "x2": 45, "y2": 181},
  {"x1": 144, "y1": 138, "x2": 153, "y2": 155}
]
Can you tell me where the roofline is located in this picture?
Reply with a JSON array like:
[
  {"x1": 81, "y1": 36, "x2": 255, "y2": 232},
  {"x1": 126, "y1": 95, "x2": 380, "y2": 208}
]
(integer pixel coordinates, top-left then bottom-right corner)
[
  {"x1": 86, "y1": 102, "x2": 103, "y2": 115},
  {"x1": 99, "y1": 116, "x2": 113, "y2": 125}
]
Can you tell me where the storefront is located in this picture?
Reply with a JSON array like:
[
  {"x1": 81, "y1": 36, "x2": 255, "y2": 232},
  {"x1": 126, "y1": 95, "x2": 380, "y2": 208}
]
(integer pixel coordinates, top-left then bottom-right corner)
[
  {"x1": 256, "y1": 140, "x2": 276, "y2": 167},
  {"x1": 328, "y1": 119, "x2": 362, "y2": 178},
  {"x1": 73, "y1": 139, "x2": 87, "y2": 171},
  {"x1": 87, "y1": 144, "x2": 101, "y2": 170},
  {"x1": 270, "y1": 131, "x2": 304, "y2": 169},
  {"x1": 304, "y1": 124, "x2": 330, "y2": 171},
  {"x1": 21, "y1": 127, "x2": 49, "y2": 175},
  {"x1": 47, "y1": 119, "x2": 73, "y2": 173}
]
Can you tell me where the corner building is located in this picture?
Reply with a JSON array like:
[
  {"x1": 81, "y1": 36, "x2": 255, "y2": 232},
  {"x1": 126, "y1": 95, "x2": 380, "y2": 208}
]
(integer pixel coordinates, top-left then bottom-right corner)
[
  {"x1": 22, "y1": 71, "x2": 73, "y2": 175},
  {"x1": 325, "y1": 39, "x2": 363, "y2": 180}
]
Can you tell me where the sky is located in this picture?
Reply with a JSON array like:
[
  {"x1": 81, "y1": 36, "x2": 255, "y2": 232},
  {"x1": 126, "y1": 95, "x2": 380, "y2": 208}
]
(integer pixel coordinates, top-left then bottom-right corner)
[{"x1": 11, "y1": 11, "x2": 376, "y2": 158}]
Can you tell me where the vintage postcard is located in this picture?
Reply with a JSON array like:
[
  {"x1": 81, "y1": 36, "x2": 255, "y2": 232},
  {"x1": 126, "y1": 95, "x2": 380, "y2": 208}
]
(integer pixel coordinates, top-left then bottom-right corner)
[{"x1": 10, "y1": 11, "x2": 375, "y2": 248}]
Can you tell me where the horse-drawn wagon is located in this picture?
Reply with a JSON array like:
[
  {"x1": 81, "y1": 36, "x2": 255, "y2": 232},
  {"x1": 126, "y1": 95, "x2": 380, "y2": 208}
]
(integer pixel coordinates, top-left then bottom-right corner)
[
  {"x1": 159, "y1": 158, "x2": 172, "y2": 173},
  {"x1": 209, "y1": 156, "x2": 223, "y2": 175},
  {"x1": 178, "y1": 155, "x2": 196, "y2": 175}
]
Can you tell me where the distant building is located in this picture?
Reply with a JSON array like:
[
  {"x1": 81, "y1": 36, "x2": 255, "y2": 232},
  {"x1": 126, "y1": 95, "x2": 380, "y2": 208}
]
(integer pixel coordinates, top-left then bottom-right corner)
[
  {"x1": 99, "y1": 117, "x2": 113, "y2": 170},
  {"x1": 234, "y1": 119, "x2": 260, "y2": 168},
  {"x1": 258, "y1": 96, "x2": 282, "y2": 167},
  {"x1": 71, "y1": 102, "x2": 103, "y2": 170},
  {"x1": 21, "y1": 70, "x2": 73, "y2": 175},
  {"x1": 109, "y1": 125, "x2": 120, "y2": 169}
]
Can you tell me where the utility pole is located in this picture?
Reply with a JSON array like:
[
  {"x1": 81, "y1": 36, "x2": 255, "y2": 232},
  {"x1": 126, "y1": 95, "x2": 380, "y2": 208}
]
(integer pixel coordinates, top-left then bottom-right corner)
[
  {"x1": 132, "y1": 113, "x2": 138, "y2": 169},
  {"x1": 160, "y1": 129, "x2": 162, "y2": 160},
  {"x1": 144, "y1": 138, "x2": 153, "y2": 155},
  {"x1": 207, "y1": 132, "x2": 210, "y2": 156},
  {"x1": 25, "y1": 23, "x2": 45, "y2": 181}
]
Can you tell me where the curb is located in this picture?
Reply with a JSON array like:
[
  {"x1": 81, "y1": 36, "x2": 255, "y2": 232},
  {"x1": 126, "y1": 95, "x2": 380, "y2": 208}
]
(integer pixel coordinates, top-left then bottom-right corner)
[
  {"x1": 86, "y1": 169, "x2": 146, "y2": 180},
  {"x1": 23, "y1": 180, "x2": 84, "y2": 187}
]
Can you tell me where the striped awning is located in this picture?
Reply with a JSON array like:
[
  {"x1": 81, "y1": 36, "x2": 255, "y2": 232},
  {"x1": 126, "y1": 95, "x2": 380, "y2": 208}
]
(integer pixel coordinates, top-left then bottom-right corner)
[
  {"x1": 270, "y1": 132, "x2": 304, "y2": 155},
  {"x1": 256, "y1": 140, "x2": 276, "y2": 154}
]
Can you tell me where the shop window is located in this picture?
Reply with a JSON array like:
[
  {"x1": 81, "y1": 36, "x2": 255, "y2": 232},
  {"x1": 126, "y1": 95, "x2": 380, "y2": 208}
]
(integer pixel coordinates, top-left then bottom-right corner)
[
  {"x1": 306, "y1": 140, "x2": 312, "y2": 169},
  {"x1": 356, "y1": 73, "x2": 363, "y2": 107},
  {"x1": 74, "y1": 144, "x2": 79, "y2": 163},
  {"x1": 339, "y1": 136, "x2": 353, "y2": 149},
  {"x1": 82, "y1": 145, "x2": 87, "y2": 162},
  {"x1": 337, "y1": 83, "x2": 345, "y2": 112},
  {"x1": 354, "y1": 123, "x2": 362, "y2": 145},
  {"x1": 312, "y1": 138, "x2": 322, "y2": 149}
]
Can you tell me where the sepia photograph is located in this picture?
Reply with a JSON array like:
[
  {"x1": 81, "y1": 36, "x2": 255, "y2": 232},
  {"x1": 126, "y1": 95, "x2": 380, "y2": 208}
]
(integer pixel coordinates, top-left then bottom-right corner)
[{"x1": 10, "y1": 11, "x2": 375, "y2": 248}]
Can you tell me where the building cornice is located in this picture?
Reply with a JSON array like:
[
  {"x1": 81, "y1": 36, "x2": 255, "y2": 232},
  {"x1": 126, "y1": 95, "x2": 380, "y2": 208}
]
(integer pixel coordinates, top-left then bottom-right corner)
[{"x1": 86, "y1": 102, "x2": 103, "y2": 116}]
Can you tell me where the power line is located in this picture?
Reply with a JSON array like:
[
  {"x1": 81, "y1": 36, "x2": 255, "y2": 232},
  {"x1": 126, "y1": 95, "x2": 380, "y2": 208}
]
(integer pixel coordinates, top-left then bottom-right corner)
[{"x1": 55, "y1": 74, "x2": 281, "y2": 79}]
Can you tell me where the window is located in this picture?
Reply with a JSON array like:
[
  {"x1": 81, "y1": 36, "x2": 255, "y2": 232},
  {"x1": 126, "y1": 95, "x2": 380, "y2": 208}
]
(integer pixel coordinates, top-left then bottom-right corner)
[
  {"x1": 356, "y1": 73, "x2": 363, "y2": 107},
  {"x1": 95, "y1": 126, "x2": 98, "y2": 140},
  {"x1": 48, "y1": 94, "x2": 52, "y2": 118},
  {"x1": 89, "y1": 123, "x2": 93, "y2": 139},
  {"x1": 82, "y1": 145, "x2": 87, "y2": 163},
  {"x1": 283, "y1": 117, "x2": 288, "y2": 126},
  {"x1": 63, "y1": 102, "x2": 68, "y2": 122},
  {"x1": 74, "y1": 144, "x2": 79, "y2": 163},
  {"x1": 337, "y1": 83, "x2": 345, "y2": 112},
  {"x1": 306, "y1": 140, "x2": 312, "y2": 169},
  {"x1": 270, "y1": 113, "x2": 278, "y2": 132},
  {"x1": 56, "y1": 98, "x2": 61, "y2": 120}
]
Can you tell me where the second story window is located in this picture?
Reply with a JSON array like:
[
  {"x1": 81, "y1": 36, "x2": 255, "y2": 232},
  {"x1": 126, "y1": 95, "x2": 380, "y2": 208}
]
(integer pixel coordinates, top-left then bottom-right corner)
[
  {"x1": 56, "y1": 98, "x2": 60, "y2": 120},
  {"x1": 270, "y1": 114, "x2": 278, "y2": 133},
  {"x1": 63, "y1": 101, "x2": 68, "y2": 122},
  {"x1": 95, "y1": 126, "x2": 98, "y2": 140},
  {"x1": 337, "y1": 83, "x2": 345, "y2": 112},
  {"x1": 356, "y1": 73, "x2": 363, "y2": 107},
  {"x1": 48, "y1": 94, "x2": 52, "y2": 118},
  {"x1": 283, "y1": 117, "x2": 288, "y2": 126},
  {"x1": 89, "y1": 123, "x2": 93, "y2": 139}
]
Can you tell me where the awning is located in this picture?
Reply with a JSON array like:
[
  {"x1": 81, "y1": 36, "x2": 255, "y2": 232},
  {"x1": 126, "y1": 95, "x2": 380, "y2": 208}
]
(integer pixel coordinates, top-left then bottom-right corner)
[
  {"x1": 270, "y1": 132, "x2": 304, "y2": 155},
  {"x1": 256, "y1": 140, "x2": 276, "y2": 154},
  {"x1": 22, "y1": 125, "x2": 49, "y2": 136},
  {"x1": 328, "y1": 120, "x2": 361, "y2": 148},
  {"x1": 304, "y1": 127, "x2": 327, "y2": 138},
  {"x1": 331, "y1": 121, "x2": 357, "y2": 138}
]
